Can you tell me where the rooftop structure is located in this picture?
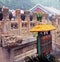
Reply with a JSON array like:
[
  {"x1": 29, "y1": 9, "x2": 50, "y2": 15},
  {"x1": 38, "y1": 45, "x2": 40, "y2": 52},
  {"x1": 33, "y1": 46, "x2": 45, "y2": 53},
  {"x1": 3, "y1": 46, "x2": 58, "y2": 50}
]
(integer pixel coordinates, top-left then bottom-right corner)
[
  {"x1": 29, "y1": 4, "x2": 60, "y2": 15},
  {"x1": 30, "y1": 24, "x2": 56, "y2": 32}
]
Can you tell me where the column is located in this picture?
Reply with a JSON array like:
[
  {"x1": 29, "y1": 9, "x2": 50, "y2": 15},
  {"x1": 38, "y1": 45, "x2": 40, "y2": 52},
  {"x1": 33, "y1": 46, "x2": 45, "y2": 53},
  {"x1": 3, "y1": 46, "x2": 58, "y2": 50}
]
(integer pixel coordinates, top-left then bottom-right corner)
[
  {"x1": 3, "y1": 8, "x2": 10, "y2": 34},
  {"x1": 15, "y1": 9, "x2": 21, "y2": 35},
  {"x1": 3, "y1": 7, "x2": 9, "y2": 20},
  {"x1": 37, "y1": 32, "x2": 41, "y2": 55}
]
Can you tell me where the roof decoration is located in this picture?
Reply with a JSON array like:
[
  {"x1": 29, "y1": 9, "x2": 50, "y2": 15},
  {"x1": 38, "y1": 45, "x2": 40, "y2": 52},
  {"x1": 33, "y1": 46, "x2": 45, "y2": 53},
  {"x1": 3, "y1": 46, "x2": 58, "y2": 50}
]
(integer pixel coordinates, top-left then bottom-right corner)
[{"x1": 30, "y1": 24, "x2": 56, "y2": 32}]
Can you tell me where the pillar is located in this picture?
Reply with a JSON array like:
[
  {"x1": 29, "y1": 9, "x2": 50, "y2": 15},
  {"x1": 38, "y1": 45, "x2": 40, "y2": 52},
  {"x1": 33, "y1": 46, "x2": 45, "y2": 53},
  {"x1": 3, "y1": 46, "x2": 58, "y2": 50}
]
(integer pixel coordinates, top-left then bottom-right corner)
[
  {"x1": 3, "y1": 8, "x2": 10, "y2": 34},
  {"x1": 15, "y1": 9, "x2": 20, "y2": 18},
  {"x1": 37, "y1": 32, "x2": 41, "y2": 55},
  {"x1": 24, "y1": 10, "x2": 30, "y2": 21},
  {"x1": 3, "y1": 7, "x2": 9, "y2": 20},
  {"x1": 21, "y1": 10, "x2": 30, "y2": 36},
  {"x1": 15, "y1": 9, "x2": 21, "y2": 35},
  {"x1": 33, "y1": 12, "x2": 37, "y2": 21}
]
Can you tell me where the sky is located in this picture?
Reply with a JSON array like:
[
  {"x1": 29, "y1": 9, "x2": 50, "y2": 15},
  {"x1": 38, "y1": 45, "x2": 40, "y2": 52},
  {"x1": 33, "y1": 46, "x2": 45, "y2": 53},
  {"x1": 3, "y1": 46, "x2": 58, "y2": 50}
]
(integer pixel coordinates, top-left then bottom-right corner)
[
  {"x1": 31, "y1": 0, "x2": 60, "y2": 9},
  {"x1": 0, "y1": 0, "x2": 60, "y2": 10}
]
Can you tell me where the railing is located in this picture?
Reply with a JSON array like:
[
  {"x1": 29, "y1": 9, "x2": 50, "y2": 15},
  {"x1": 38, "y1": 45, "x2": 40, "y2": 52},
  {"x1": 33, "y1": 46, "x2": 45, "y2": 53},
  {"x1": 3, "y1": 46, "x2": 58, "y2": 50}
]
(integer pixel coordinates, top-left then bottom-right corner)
[{"x1": 1, "y1": 34, "x2": 23, "y2": 48}]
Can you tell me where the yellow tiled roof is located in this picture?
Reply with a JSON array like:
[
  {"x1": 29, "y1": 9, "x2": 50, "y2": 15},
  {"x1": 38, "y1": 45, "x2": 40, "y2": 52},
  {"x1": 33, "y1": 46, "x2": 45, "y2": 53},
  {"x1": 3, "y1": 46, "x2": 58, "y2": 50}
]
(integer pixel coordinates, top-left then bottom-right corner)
[{"x1": 30, "y1": 24, "x2": 56, "y2": 32}]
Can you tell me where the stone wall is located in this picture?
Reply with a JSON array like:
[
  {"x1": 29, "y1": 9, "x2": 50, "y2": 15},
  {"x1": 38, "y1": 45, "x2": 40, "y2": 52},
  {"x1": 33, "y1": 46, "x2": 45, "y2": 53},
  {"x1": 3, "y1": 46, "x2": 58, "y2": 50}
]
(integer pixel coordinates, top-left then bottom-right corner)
[{"x1": 0, "y1": 8, "x2": 60, "y2": 38}]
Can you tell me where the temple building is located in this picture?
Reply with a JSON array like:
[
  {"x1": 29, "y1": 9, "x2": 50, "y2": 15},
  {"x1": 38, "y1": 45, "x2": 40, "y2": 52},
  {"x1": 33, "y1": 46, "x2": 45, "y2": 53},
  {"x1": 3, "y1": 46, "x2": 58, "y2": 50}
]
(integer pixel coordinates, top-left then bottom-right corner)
[{"x1": 0, "y1": 4, "x2": 60, "y2": 62}]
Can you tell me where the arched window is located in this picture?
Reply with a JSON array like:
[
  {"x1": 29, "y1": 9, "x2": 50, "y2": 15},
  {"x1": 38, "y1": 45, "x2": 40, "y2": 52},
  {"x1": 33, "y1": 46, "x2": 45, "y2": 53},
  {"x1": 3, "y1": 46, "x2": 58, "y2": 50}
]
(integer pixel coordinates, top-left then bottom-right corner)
[
  {"x1": 21, "y1": 14, "x2": 26, "y2": 21},
  {"x1": 29, "y1": 12, "x2": 33, "y2": 21},
  {"x1": 11, "y1": 23, "x2": 18, "y2": 29},
  {"x1": 9, "y1": 12, "x2": 13, "y2": 20},
  {"x1": 30, "y1": 23, "x2": 35, "y2": 27},
  {"x1": 22, "y1": 23, "x2": 27, "y2": 27},
  {"x1": 0, "y1": 11, "x2": 3, "y2": 21}
]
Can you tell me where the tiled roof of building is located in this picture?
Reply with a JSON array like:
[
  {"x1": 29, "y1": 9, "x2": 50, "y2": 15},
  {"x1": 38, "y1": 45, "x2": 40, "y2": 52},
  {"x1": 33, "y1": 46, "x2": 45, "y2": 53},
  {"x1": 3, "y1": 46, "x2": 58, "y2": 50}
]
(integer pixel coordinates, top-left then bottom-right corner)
[
  {"x1": 29, "y1": 4, "x2": 47, "y2": 14},
  {"x1": 29, "y1": 3, "x2": 60, "y2": 15}
]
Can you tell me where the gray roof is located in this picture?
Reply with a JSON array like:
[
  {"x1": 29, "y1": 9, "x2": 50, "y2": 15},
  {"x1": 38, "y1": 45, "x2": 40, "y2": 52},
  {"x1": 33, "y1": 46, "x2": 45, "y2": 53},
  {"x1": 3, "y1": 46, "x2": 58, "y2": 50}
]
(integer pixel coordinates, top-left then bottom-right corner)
[{"x1": 29, "y1": 3, "x2": 60, "y2": 15}]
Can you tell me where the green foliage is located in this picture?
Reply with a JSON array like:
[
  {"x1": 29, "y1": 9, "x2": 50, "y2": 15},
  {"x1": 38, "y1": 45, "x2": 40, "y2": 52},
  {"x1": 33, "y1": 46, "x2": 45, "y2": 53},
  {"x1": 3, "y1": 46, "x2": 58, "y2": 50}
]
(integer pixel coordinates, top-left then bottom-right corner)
[
  {"x1": 32, "y1": 32, "x2": 37, "y2": 37},
  {"x1": 37, "y1": 13, "x2": 43, "y2": 22}
]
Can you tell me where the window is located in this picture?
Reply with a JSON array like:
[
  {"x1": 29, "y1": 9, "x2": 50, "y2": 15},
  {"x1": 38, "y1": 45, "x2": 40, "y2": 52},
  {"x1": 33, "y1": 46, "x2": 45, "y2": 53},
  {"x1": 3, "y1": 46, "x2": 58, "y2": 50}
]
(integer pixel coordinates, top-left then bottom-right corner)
[
  {"x1": 30, "y1": 23, "x2": 35, "y2": 27},
  {"x1": 21, "y1": 14, "x2": 26, "y2": 21},
  {"x1": 29, "y1": 14, "x2": 33, "y2": 21},
  {"x1": 11, "y1": 23, "x2": 18, "y2": 29},
  {"x1": 0, "y1": 12, "x2": 3, "y2": 21},
  {"x1": 22, "y1": 23, "x2": 27, "y2": 27}
]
